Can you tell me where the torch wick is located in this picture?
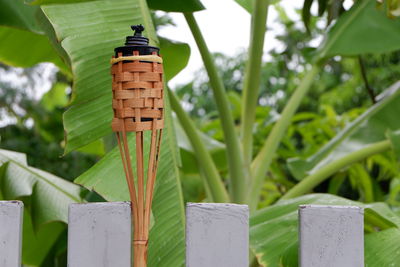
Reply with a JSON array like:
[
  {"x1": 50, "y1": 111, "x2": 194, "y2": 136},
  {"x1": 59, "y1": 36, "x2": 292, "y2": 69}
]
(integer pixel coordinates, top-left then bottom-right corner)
[{"x1": 131, "y1": 24, "x2": 145, "y2": 36}]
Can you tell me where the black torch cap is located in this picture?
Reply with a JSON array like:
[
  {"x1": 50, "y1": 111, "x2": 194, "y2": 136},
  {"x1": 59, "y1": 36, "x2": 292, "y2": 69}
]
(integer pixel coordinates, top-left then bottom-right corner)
[{"x1": 114, "y1": 25, "x2": 159, "y2": 56}]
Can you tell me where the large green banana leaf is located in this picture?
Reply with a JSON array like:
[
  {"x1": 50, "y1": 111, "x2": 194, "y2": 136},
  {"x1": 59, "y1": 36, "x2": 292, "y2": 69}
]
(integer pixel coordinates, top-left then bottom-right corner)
[
  {"x1": 288, "y1": 81, "x2": 400, "y2": 180},
  {"x1": 159, "y1": 37, "x2": 190, "y2": 81},
  {"x1": 316, "y1": 0, "x2": 400, "y2": 61},
  {"x1": 235, "y1": 0, "x2": 252, "y2": 13},
  {"x1": 0, "y1": 26, "x2": 67, "y2": 69},
  {"x1": 250, "y1": 193, "x2": 400, "y2": 267},
  {"x1": 0, "y1": 0, "x2": 68, "y2": 70},
  {"x1": 365, "y1": 228, "x2": 400, "y2": 266},
  {"x1": 22, "y1": 213, "x2": 66, "y2": 267},
  {"x1": 0, "y1": 0, "x2": 41, "y2": 33},
  {"x1": 0, "y1": 148, "x2": 83, "y2": 226},
  {"x1": 42, "y1": 0, "x2": 187, "y2": 266}
]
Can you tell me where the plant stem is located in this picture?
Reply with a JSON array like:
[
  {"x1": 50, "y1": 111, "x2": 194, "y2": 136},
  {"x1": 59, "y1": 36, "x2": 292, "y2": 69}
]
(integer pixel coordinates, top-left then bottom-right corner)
[
  {"x1": 241, "y1": 0, "x2": 270, "y2": 171},
  {"x1": 248, "y1": 65, "x2": 320, "y2": 210},
  {"x1": 184, "y1": 13, "x2": 246, "y2": 203},
  {"x1": 281, "y1": 140, "x2": 391, "y2": 200},
  {"x1": 169, "y1": 89, "x2": 230, "y2": 203}
]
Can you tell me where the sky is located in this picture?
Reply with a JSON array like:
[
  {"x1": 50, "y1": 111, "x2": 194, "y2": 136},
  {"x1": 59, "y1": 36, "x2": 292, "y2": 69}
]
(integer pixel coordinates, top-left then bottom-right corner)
[{"x1": 157, "y1": 0, "x2": 303, "y2": 88}]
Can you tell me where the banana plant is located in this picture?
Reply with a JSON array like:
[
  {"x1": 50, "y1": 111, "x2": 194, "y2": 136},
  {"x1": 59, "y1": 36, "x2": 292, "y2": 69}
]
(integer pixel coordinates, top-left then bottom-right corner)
[{"x1": 1, "y1": 0, "x2": 400, "y2": 266}]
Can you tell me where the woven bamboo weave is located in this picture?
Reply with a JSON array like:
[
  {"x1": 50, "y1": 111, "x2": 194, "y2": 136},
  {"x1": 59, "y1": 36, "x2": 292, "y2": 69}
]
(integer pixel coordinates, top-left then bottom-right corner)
[{"x1": 111, "y1": 52, "x2": 164, "y2": 132}]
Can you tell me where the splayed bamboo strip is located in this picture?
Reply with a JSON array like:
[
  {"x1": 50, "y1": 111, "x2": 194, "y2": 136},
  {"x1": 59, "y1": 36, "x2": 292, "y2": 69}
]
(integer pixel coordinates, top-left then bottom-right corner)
[{"x1": 111, "y1": 48, "x2": 164, "y2": 267}]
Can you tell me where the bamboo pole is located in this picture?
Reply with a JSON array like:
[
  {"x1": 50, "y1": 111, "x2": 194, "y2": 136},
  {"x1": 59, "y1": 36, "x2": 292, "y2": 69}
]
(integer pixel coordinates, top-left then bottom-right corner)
[{"x1": 111, "y1": 51, "x2": 164, "y2": 266}]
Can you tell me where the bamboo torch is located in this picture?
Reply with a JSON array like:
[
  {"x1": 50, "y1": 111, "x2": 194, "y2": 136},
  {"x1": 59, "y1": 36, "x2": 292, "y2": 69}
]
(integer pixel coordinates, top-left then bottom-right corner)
[{"x1": 110, "y1": 25, "x2": 164, "y2": 267}]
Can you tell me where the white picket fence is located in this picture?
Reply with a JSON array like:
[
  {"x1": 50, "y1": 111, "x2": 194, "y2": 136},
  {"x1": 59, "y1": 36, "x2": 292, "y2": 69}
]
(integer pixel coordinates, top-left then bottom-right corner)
[{"x1": 0, "y1": 201, "x2": 363, "y2": 267}]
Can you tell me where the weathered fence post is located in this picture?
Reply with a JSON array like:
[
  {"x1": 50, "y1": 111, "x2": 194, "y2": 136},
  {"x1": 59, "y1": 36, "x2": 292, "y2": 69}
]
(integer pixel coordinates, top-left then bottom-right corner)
[
  {"x1": 298, "y1": 205, "x2": 364, "y2": 267},
  {"x1": 186, "y1": 203, "x2": 249, "y2": 267},
  {"x1": 68, "y1": 202, "x2": 132, "y2": 267},
  {"x1": 0, "y1": 201, "x2": 23, "y2": 267}
]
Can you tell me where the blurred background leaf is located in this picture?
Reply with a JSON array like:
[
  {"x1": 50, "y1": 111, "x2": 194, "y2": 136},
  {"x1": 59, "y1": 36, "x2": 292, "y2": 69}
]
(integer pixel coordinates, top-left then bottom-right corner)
[
  {"x1": 0, "y1": 0, "x2": 42, "y2": 33},
  {"x1": 288, "y1": 82, "x2": 400, "y2": 180},
  {"x1": 159, "y1": 37, "x2": 190, "y2": 81},
  {"x1": 317, "y1": 0, "x2": 400, "y2": 60}
]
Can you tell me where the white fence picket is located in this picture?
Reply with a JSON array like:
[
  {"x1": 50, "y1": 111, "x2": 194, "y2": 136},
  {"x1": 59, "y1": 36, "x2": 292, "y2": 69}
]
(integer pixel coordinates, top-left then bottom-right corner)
[
  {"x1": 186, "y1": 203, "x2": 249, "y2": 267},
  {"x1": 68, "y1": 202, "x2": 132, "y2": 267},
  {"x1": 298, "y1": 205, "x2": 364, "y2": 267},
  {"x1": 0, "y1": 201, "x2": 23, "y2": 267},
  {"x1": 1, "y1": 200, "x2": 369, "y2": 266}
]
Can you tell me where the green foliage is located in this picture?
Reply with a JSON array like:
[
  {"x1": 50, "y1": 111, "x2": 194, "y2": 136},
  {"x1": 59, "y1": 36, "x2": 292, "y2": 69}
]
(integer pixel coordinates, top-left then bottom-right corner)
[
  {"x1": 175, "y1": 120, "x2": 227, "y2": 175},
  {"x1": 159, "y1": 37, "x2": 190, "y2": 81},
  {"x1": 302, "y1": 0, "x2": 346, "y2": 30},
  {"x1": 0, "y1": 0, "x2": 69, "y2": 71},
  {"x1": 169, "y1": 89, "x2": 229, "y2": 202},
  {"x1": 0, "y1": 148, "x2": 83, "y2": 225},
  {"x1": 22, "y1": 213, "x2": 66, "y2": 266},
  {"x1": 175, "y1": 53, "x2": 246, "y2": 129},
  {"x1": 301, "y1": 0, "x2": 314, "y2": 34},
  {"x1": 235, "y1": 0, "x2": 253, "y2": 13},
  {"x1": 175, "y1": 2, "x2": 400, "y2": 210},
  {"x1": 0, "y1": 65, "x2": 98, "y2": 180},
  {"x1": 317, "y1": 0, "x2": 400, "y2": 60},
  {"x1": 0, "y1": 26, "x2": 67, "y2": 69},
  {"x1": 288, "y1": 82, "x2": 400, "y2": 180},
  {"x1": 387, "y1": 130, "x2": 400, "y2": 158},
  {"x1": 41, "y1": 82, "x2": 68, "y2": 111},
  {"x1": 365, "y1": 228, "x2": 400, "y2": 265},
  {"x1": 0, "y1": 124, "x2": 99, "y2": 180},
  {"x1": 0, "y1": 0, "x2": 42, "y2": 33}
]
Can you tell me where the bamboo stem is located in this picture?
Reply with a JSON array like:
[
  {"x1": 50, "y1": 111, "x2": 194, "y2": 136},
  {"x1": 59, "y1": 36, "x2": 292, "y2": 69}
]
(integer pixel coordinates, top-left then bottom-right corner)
[
  {"x1": 136, "y1": 132, "x2": 145, "y2": 240},
  {"x1": 116, "y1": 133, "x2": 138, "y2": 212},
  {"x1": 121, "y1": 130, "x2": 140, "y2": 239},
  {"x1": 144, "y1": 128, "x2": 157, "y2": 231},
  {"x1": 133, "y1": 241, "x2": 147, "y2": 267}
]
